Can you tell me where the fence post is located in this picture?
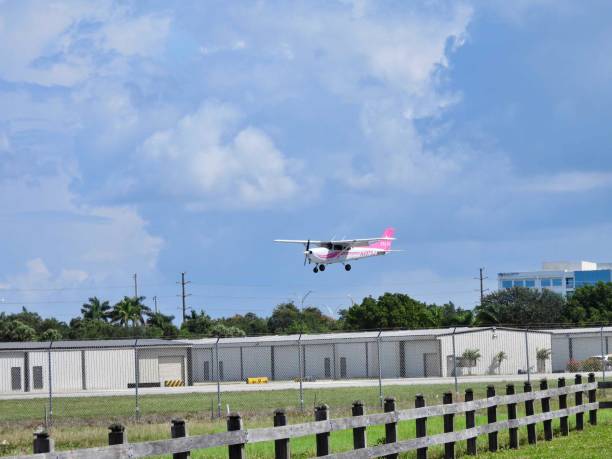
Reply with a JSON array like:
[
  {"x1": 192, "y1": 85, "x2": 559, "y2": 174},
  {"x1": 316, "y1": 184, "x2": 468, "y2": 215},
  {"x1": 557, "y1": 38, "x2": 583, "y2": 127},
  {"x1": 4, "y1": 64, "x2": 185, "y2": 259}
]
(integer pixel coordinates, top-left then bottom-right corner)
[
  {"x1": 506, "y1": 384, "x2": 518, "y2": 449},
  {"x1": 227, "y1": 412, "x2": 245, "y2": 459},
  {"x1": 524, "y1": 381, "x2": 536, "y2": 444},
  {"x1": 274, "y1": 409, "x2": 290, "y2": 459},
  {"x1": 524, "y1": 328, "x2": 531, "y2": 384},
  {"x1": 415, "y1": 394, "x2": 427, "y2": 459},
  {"x1": 377, "y1": 330, "x2": 383, "y2": 409},
  {"x1": 558, "y1": 377, "x2": 568, "y2": 436},
  {"x1": 216, "y1": 337, "x2": 222, "y2": 418},
  {"x1": 33, "y1": 431, "x2": 54, "y2": 453},
  {"x1": 588, "y1": 372, "x2": 597, "y2": 425},
  {"x1": 464, "y1": 388, "x2": 476, "y2": 455},
  {"x1": 540, "y1": 379, "x2": 552, "y2": 441},
  {"x1": 171, "y1": 418, "x2": 190, "y2": 458},
  {"x1": 134, "y1": 338, "x2": 140, "y2": 420},
  {"x1": 298, "y1": 334, "x2": 304, "y2": 412},
  {"x1": 486, "y1": 385, "x2": 497, "y2": 452},
  {"x1": 575, "y1": 374, "x2": 583, "y2": 430},
  {"x1": 315, "y1": 404, "x2": 330, "y2": 456},
  {"x1": 384, "y1": 397, "x2": 398, "y2": 459},
  {"x1": 352, "y1": 401, "x2": 367, "y2": 449},
  {"x1": 108, "y1": 423, "x2": 126, "y2": 445},
  {"x1": 443, "y1": 392, "x2": 454, "y2": 459}
]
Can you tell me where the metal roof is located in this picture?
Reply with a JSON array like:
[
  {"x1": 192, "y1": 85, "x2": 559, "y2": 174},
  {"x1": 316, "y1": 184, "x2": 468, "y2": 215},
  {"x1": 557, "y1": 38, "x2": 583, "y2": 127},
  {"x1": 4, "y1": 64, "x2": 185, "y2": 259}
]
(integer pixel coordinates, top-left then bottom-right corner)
[
  {"x1": 0, "y1": 338, "x2": 190, "y2": 351},
  {"x1": 545, "y1": 326, "x2": 612, "y2": 335}
]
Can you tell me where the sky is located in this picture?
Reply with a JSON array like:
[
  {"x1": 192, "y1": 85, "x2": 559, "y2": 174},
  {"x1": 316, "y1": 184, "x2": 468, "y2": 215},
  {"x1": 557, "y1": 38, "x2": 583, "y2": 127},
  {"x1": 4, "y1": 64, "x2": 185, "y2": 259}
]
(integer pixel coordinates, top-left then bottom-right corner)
[{"x1": 1, "y1": 0, "x2": 612, "y2": 323}]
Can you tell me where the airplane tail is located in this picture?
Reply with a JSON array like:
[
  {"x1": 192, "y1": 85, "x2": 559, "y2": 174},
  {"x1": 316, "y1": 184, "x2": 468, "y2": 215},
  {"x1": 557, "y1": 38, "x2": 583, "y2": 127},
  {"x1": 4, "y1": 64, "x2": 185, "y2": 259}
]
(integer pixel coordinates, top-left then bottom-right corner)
[{"x1": 370, "y1": 227, "x2": 395, "y2": 251}]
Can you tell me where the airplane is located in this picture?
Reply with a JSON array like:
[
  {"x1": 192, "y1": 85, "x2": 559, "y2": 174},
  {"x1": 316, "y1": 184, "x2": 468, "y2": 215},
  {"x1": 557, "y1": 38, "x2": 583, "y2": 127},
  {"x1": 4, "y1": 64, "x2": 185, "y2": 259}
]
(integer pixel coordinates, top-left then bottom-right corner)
[{"x1": 274, "y1": 228, "x2": 397, "y2": 273}]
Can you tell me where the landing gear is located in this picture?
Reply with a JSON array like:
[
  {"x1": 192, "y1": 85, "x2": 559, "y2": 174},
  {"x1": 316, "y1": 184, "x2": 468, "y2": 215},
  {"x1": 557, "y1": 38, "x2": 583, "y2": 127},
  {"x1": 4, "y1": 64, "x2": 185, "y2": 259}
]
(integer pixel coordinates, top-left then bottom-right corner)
[
  {"x1": 313, "y1": 266, "x2": 319, "y2": 273},
  {"x1": 345, "y1": 264, "x2": 352, "y2": 271},
  {"x1": 319, "y1": 264, "x2": 326, "y2": 272}
]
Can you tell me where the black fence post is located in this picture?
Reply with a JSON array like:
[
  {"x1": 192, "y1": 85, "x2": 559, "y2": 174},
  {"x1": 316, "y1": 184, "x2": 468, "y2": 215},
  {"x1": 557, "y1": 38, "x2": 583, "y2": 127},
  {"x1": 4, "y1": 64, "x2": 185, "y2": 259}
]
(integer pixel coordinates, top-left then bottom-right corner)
[
  {"x1": 486, "y1": 385, "x2": 498, "y2": 452},
  {"x1": 352, "y1": 401, "x2": 367, "y2": 450},
  {"x1": 575, "y1": 374, "x2": 584, "y2": 431},
  {"x1": 227, "y1": 412, "x2": 245, "y2": 459},
  {"x1": 588, "y1": 372, "x2": 597, "y2": 425},
  {"x1": 274, "y1": 409, "x2": 290, "y2": 459},
  {"x1": 171, "y1": 418, "x2": 190, "y2": 459},
  {"x1": 540, "y1": 379, "x2": 552, "y2": 441},
  {"x1": 524, "y1": 381, "x2": 536, "y2": 445},
  {"x1": 384, "y1": 397, "x2": 398, "y2": 459},
  {"x1": 558, "y1": 377, "x2": 568, "y2": 436},
  {"x1": 33, "y1": 431, "x2": 53, "y2": 453},
  {"x1": 506, "y1": 384, "x2": 518, "y2": 449},
  {"x1": 315, "y1": 404, "x2": 330, "y2": 456},
  {"x1": 108, "y1": 423, "x2": 126, "y2": 445},
  {"x1": 443, "y1": 392, "x2": 454, "y2": 459},
  {"x1": 464, "y1": 389, "x2": 476, "y2": 455},
  {"x1": 415, "y1": 394, "x2": 427, "y2": 459}
]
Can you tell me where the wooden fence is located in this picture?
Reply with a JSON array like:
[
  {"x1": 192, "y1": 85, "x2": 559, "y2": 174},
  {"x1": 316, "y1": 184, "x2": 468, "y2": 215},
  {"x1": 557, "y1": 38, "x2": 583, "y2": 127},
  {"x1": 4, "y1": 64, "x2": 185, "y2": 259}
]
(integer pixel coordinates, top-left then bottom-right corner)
[{"x1": 8, "y1": 373, "x2": 603, "y2": 459}]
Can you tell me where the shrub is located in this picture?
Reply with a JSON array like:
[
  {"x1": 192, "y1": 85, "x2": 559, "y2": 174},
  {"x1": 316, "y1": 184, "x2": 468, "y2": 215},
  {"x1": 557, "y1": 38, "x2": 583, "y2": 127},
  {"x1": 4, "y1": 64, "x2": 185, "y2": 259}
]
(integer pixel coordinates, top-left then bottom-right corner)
[
  {"x1": 581, "y1": 357, "x2": 603, "y2": 372},
  {"x1": 566, "y1": 359, "x2": 580, "y2": 372}
]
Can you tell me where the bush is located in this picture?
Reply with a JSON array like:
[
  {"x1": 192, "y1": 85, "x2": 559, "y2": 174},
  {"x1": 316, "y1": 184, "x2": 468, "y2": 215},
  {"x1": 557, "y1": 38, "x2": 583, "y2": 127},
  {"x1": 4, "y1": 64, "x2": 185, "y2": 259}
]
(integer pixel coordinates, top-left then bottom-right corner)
[
  {"x1": 581, "y1": 357, "x2": 603, "y2": 372},
  {"x1": 566, "y1": 359, "x2": 580, "y2": 372}
]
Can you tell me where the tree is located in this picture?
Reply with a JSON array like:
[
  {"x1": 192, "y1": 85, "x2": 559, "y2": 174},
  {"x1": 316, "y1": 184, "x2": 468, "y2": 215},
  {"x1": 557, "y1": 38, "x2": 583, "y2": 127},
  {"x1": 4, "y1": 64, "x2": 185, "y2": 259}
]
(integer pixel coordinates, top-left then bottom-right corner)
[
  {"x1": 267, "y1": 303, "x2": 336, "y2": 334},
  {"x1": 461, "y1": 348, "x2": 481, "y2": 375},
  {"x1": 428, "y1": 302, "x2": 474, "y2": 327},
  {"x1": 111, "y1": 296, "x2": 150, "y2": 327},
  {"x1": 339, "y1": 293, "x2": 436, "y2": 331},
  {"x1": 494, "y1": 351, "x2": 507, "y2": 374},
  {"x1": 564, "y1": 282, "x2": 612, "y2": 325},
  {"x1": 209, "y1": 323, "x2": 246, "y2": 337},
  {"x1": 219, "y1": 313, "x2": 268, "y2": 335},
  {"x1": 0, "y1": 319, "x2": 37, "y2": 341},
  {"x1": 536, "y1": 348, "x2": 552, "y2": 373},
  {"x1": 474, "y1": 287, "x2": 566, "y2": 326},
  {"x1": 40, "y1": 328, "x2": 62, "y2": 341},
  {"x1": 146, "y1": 312, "x2": 179, "y2": 338},
  {"x1": 180, "y1": 310, "x2": 213, "y2": 336},
  {"x1": 81, "y1": 297, "x2": 111, "y2": 322}
]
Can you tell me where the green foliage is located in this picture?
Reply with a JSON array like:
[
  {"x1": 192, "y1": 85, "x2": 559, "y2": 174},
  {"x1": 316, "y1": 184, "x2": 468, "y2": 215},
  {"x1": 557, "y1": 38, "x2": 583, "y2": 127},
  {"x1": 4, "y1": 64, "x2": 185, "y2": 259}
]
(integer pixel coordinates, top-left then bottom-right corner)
[
  {"x1": 268, "y1": 303, "x2": 336, "y2": 334},
  {"x1": 462, "y1": 348, "x2": 481, "y2": 365},
  {"x1": 81, "y1": 297, "x2": 111, "y2": 322},
  {"x1": 564, "y1": 282, "x2": 612, "y2": 324},
  {"x1": 218, "y1": 313, "x2": 268, "y2": 335},
  {"x1": 146, "y1": 312, "x2": 179, "y2": 338},
  {"x1": 536, "y1": 348, "x2": 552, "y2": 361},
  {"x1": 494, "y1": 351, "x2": 507, "y2": 366},
  {"x1": 209, "y1": 323, "x2": 246, "y2": 337},
  {"x1": 111, "y1": 296, "x2": 150, "y2": 327},
  {"x1": 475, "y1": 287, "x2": 566, "y2": 325},
  {"x1": 180, "y1": 310, "x2": 213, "y2": 336},
  {"x1": 39, "y1": 328, "x2": 62, "y2": 341}
]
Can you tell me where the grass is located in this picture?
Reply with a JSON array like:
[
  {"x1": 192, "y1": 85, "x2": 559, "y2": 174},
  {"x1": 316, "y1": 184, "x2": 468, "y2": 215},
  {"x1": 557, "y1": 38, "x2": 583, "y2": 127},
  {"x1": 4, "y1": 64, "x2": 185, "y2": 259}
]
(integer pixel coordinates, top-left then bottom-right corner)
[{"x1": 0, "y1": 381, "x2": 610, "y2": 457}]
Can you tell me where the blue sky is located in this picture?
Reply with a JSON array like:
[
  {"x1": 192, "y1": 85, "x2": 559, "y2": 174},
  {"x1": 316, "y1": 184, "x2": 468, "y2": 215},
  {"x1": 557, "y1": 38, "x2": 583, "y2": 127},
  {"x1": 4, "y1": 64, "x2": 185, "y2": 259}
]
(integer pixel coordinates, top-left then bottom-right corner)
[{"x1": 1, "y1": 0, "x2": 612, "y2": 323}]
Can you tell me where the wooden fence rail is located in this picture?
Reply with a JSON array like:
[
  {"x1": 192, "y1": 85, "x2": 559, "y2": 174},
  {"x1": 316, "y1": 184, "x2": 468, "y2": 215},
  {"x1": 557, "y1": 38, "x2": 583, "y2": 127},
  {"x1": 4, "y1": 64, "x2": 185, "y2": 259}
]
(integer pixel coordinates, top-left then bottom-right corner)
[{"x1": 7, "y1": 373, "x2": 602, "y2": 459}]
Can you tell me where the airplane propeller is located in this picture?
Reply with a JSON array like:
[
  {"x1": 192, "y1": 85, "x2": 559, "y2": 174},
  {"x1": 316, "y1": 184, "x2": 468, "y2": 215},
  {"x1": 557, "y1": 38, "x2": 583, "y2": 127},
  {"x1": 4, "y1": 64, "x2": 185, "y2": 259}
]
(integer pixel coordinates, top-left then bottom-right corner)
[{"x1": 304, "y1": 239, "x2": 311, "y2": 266}]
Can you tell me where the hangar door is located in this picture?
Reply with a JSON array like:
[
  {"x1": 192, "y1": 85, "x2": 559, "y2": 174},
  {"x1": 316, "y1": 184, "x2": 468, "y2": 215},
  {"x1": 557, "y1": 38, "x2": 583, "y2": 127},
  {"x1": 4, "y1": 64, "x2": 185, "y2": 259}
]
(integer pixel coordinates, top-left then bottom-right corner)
[{"x1": 158, "y1": 356, "x2": 184, "y2": 384}]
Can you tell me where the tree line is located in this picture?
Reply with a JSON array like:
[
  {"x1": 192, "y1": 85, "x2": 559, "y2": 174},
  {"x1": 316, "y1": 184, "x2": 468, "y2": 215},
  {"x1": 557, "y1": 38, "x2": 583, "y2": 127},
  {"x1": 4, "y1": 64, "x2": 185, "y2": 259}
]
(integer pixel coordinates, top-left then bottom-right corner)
[{"x1": 1, "y1": 282, "x2": 611, "y2": 342}]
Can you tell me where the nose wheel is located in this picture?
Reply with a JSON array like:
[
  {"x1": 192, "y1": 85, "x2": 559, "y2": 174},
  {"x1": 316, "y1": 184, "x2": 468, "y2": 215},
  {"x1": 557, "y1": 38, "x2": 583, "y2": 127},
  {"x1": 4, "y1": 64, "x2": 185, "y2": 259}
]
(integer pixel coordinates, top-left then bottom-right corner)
[
  {"x1": 313, "y1": 266, "x2": 318, "y2": 273},
  {"x1": 344, "y1": 264, "x2": 352, "y2": 271}
]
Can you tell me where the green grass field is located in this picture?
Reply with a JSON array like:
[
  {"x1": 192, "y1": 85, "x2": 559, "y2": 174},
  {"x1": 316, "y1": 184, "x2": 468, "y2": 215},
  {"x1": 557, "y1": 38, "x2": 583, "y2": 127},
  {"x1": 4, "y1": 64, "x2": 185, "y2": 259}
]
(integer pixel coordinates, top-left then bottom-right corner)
[{"x1": 0, "y1": 382, "x2": 610, "y2": 458}]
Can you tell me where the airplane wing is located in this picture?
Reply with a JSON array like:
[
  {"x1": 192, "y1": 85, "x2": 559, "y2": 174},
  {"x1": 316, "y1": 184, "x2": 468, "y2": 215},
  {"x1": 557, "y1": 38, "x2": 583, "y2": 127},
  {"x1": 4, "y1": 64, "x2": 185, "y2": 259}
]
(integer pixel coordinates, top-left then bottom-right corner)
[{"x1": 274, "y1": 237, "x2": 394, "y2": 248}]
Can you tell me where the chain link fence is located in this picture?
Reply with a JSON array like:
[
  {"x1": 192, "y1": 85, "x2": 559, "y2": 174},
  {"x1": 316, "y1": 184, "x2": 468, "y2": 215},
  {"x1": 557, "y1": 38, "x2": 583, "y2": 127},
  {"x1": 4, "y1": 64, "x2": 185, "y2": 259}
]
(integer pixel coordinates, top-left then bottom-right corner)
[{"x1": 0, "y1": 325, "x2": 609, "y2": 453}]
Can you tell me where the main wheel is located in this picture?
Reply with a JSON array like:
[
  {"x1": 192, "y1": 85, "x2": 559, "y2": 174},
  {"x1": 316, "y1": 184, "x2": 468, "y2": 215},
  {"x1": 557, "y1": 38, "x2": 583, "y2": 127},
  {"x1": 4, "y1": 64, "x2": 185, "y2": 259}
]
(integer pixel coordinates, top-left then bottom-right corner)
[
  {"x1": 345, "y1": 264, "x2": 352, "y2": 271},
  {"x1": 313, "y1": 267, "x2": 319, "y2": 273},
  {"x1": 319, "y1": 264, "x2": 326, "y2": 272}
]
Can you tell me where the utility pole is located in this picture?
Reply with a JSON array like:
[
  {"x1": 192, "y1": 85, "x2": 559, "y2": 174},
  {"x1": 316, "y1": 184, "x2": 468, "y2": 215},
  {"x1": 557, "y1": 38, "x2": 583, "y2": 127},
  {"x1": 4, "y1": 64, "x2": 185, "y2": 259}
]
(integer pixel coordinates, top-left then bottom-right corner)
[
  {"x1": 178, "y1": 272, "x2": 191, "y2": 322},
  {"x1": 476, "y1": 267, "x2": 489, "y2": 305},
  {"x1": 153, "y1": 296, "x2": 158, "y2": 314},
  {"x1": 133, "y1": 273, "x2": 138, "y2": 298}
]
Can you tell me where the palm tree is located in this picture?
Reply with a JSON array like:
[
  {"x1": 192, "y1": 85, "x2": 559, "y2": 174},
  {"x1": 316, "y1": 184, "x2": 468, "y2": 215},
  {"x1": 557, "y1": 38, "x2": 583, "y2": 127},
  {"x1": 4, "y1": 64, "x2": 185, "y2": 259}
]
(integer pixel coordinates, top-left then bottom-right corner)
[
  {"x1": 494, "y1": 351, "x2": 508, "y2": 374},
  {"x1": 111, "y1": 296, "x2": 150, "y2": 327},
  {"x1": 536, "y1": 348, "x2": 552, "y2": 373},
  {"x1": 81, "y1": 297, "x2": 111, "y2": 322},
  {"x1": 462, "y1": 348, "x2": 481, "y2": 375}
]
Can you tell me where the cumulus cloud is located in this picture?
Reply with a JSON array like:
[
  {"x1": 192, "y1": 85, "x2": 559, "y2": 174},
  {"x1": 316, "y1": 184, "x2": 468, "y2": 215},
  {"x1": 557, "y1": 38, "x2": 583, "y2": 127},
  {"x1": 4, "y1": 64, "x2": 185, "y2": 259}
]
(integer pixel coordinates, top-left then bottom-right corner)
[
  {"x1": 141, "y1": 102, "x2": 299, "y2": 209},
  {"x1": 0, "y1": 1, "x2": 171, "y2": 86},
  {"x1": 0, "y1": 173, "x2": 163, "y2": 291}
]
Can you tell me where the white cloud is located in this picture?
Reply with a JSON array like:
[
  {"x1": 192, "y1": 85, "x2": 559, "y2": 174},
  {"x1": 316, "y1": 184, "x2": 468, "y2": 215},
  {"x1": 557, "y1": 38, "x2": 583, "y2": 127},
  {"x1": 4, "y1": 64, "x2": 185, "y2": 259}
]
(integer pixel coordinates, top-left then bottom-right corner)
[
  {"x1": 141, "y1": 101, "x2": 299, "y2": 209},
  {"x1": 0, "y1": 173, "x2": 163, "y2": 289},
  {"x1": 524, "y1": 171, "x2": 612, "y2": 192},
  {"x1": 0, "y1": 1, "x2": 171, "y2": 86}
]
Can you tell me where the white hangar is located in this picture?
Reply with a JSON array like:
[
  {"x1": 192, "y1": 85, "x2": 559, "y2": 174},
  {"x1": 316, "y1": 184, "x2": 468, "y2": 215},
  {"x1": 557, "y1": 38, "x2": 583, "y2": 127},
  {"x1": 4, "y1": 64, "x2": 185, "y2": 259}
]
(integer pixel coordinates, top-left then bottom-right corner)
[{"x1": 548, "y1": 326, "x2": 612, "y2": 372}]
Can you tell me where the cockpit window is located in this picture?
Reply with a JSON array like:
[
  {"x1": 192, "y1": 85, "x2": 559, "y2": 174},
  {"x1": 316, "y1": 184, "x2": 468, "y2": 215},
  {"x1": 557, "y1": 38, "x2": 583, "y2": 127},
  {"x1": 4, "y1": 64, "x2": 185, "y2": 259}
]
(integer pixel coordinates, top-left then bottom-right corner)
[{"x1": 332, "y1": 244, "x2": 344, "y2": 251}]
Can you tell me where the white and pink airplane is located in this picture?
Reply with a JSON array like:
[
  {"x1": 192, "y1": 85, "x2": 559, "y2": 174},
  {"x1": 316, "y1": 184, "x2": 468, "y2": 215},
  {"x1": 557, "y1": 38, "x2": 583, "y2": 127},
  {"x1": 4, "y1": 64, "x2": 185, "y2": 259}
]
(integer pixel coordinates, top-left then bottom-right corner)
[{"x1": 274, "y1": 228, "x2": 397, "y2": 273}]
